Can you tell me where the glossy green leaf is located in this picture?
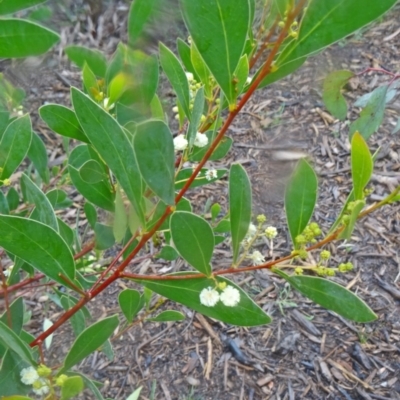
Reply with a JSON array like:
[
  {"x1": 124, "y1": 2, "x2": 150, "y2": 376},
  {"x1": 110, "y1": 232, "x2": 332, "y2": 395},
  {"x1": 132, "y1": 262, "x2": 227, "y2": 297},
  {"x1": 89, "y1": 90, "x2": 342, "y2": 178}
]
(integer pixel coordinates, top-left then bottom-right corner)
[
  {"x1": 68, "y1": 145, "x2": 115, "y2": 212},
  {"x1": 0, "y1": 19, "x2": 59, "y2": 57},
  {"x1": 6, "y1": 187, "x2": 19, "y2": 210},
  {"x1": 39, "y1": 104, "x2": 89, "y2": 143},
  {"x1": 79, "y1": 160, "x2": 106, "y2": 184},
  {"x1": 65, "y1": 46, "x2": 107, "y2": 77},
  {"x1": 180, "y1": 0, "x2": 250, "y2": 104},
  {"x1": 21, "y1": 173, "x2": 58, "y2": 231},
  {"x1": 0, "y1": 350, "x2": 31, "y2": 396},
  {"x1": 0, "y1": 114, "x2": 32, "y2": 181},
  {"x1": 175, "y1": 168, "x2": 227, "y2": 190},
  {"x1": 61, "y1": 376, "x2": 84, "y2": 400},
  {"x1": 47, "y1": 189, "x2": 73, "y2": 209},
  {"x1": 187, "y1": 87, "x2": 205, "y2": 147},
  {"x1": 57, "y1": 218, "x2": 75, "y2": 250},
  {"x1": 189, "y1": 131, "x2": 232, "y2": 162},
  {"x1": 118, "y1": 289, "x2": 142, "y2": 322},
  {"x1": 126, "y1": 387, "x2": 143, "y2": 400},
  {"x1": 177, "y1": 38, "x2": 199, "y2": 81},
  {"x1": 190, "y1": 43, "x2": 212, "y2": 98},
  {"x1": 229, "y1": 164, "x2": 252, "y2": 264},
  {"x1": 277, "y1": 1, "x2": 397, "y2": 70},
  {"x1": 351, "y1": 131, "x2": 373, "y2": 200},
  {"x1": 71, "y1": 88, "x2": 145, "y2": 223},
  {"x1": 0, "y1": 0, "x2": 47, "y2": 14},
  {"x1": 0, "y1": 190, "x2": 9, "y2": 214},
  {"x1": 273, "y1": 269, "x2": 377, "y2": 323},
  {"x1": 285, "y1": 159, "x2": 318, "y2": 246},
  {"x1": 150, "y1": 94, "x2": 164, "y2": 120},
  {"x1": 0, "y1": 297, "x2": 24, "y2": 358},
  {"x1": 338, "y1": 199, "x2": 365, "y2": 240},
  {"x1": 94, "y1": 222, "x2": 115, "y2": 250},
  {"x1": 155, "y1": 245, "x2": 179, "y2": 261},
  {"x1": 82, "y1": 63, "x2": 99, "y2": 95},
  {"x1": 0, "y1": 321, "x2": 36, "y2": 365},
  {"x1": 159, "y1": 42, "x2": 191, "y2": 119},
  {"x1": 61, "y1": 315, "x2": 119, "y2": 373},
  {"x1": 138, "y1": 275, "x2": 271, "y2": 326},
  {"x1": 170, "y1": 211, "x2": 214, "y2": 276},
  {"x1": 147, "y1": 310, "x2": 185, "y2": 322},
  {"x1": 27, "y1": 132, "x2": 49, "y2": 184},
  {"x1": 127, "y1": 0, "x2": 162, "y2": 45},
  {"x1": 84, "y1": 202, "x2": 97, "y2": 228},
  {"x1": 322, "y1": 70, "x2": 354, "y2": 120},
  {"x1": 0, "y1": 216, "x2": 76, "y2": 287},
  {"x1": 133, "y1": 120, "x2": 175, "y2": 205},
  {"x1": 349, "y1": 85, "x2": 388, "y2": 140},
  {"x1": 234, "y1": 54, "x2": 249, "y2": 95},
  {"x1": 113, "y1": 185, "x2": 128, "y2": 243}
]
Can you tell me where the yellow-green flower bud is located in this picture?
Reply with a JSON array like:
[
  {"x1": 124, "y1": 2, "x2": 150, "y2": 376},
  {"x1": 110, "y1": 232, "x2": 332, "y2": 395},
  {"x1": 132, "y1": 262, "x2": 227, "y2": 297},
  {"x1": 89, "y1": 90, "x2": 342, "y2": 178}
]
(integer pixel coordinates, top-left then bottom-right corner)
[
  {"x1": 37, "y1": 364, "x2": 52, "y2": 378},
  {"x1": 2, "y1": 178, "x2": 11, "y2": 186},
  {"x1": 320, "y1": 250, "x2": 331, "y2": 260},
  {"x1": 298, "y1": 249, "x2": 308, "y2": 260},
  {"x1": 256, "y1": 214, "x2": 266, "y2": 224},
  {"x1": 218, "y1": 281, "x2": 227, "y2": 290},
  {"x1": 295, "y1": 235, "x2": 306, "y2": 245},
  {"x1": 294, "y1": 267, "x2": 303, "y2": 275},
  {"x1": 278, "y1": 21, "x2": 285, "y2": 28},
  {"x1": 56, "y1": 374, "x2": 68, "y2": 387},
  {"x1": 325, "y1": 268, "x2": 335, "y2": 276}
]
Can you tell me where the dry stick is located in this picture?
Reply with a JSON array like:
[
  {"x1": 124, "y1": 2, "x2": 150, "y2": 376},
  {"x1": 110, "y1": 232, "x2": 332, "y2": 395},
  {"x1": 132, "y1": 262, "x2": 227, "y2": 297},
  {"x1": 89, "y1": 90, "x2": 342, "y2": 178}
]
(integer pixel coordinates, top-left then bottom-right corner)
[{"x1": 28, "y1": 0, "x2": 314, "y2": 348}]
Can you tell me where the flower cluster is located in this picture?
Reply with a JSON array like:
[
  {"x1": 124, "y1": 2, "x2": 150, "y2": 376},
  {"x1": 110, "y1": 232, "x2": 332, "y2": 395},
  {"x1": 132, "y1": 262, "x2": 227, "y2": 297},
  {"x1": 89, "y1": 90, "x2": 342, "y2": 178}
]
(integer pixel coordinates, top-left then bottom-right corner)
[
  {"x1": 199, "y1": 285, "x2": 240, "y2": 307},
  {"x1": 248, "y1": 250, "x2": 265, "y2": 266},
  {"x1": 20, "y1": 366, "x2": 51, "y2": 396},
  {"x1": 173, "y1": 132, "x2": 209, "y2": 152},
  {"x1": 205, "y1": 169, "x2": 218, "y2": 181}
]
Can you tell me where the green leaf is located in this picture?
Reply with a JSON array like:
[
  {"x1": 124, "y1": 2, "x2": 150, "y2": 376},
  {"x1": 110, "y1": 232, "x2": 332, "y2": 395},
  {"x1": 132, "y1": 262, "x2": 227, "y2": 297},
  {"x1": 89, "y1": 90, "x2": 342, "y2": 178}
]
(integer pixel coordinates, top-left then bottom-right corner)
[
  {"x1": 0, "y1": 350, "x2": 31, "y2": 396},
  {"x1": 273, "y1": 269, "x2": 377, "y2": 323},
  {"x1": 349, "y1": 85, "x2": 388, "y2": 140},
  {"x1": 61, "y1": 315, "x2": 119, "y2": 373},
  {"x1": 61, "y1": 376, "x2": 84, "y2": 400},
  {"x1": 175, "y1": 168, "x2": 227, "y2": 190},
  {"x1": 189, "y1": 131, "x2": 232, "y2": 162},
  {"x1": 128, "y1": 0, "x2": 162, "y2": 45},
  {"x1": 0, "y1": 190, "x2": 9, "y2": 214},
  {"x1": 187, "y1": 87, "x2": 205, "y2": 147},
  {"x1": 126, "y1": 387, "x2": 143, "y2": 400},
  {"x1": 27, "y1": 132, "x2": 49, "y2": 184},
  {"x1": 351, "y1": 131, "x2": 373, "y2": 200},
  {"x1": 39, "y1": 104, "x2": 89, "y2": 143},
  {"x1": 79, "y1": 160, "x2": 106, "y2": 184},
  {"x1": 0, "y1": 216, "x2": 76, "y2": 287},
  {"x1": 322, "y1": 70, "x2": 354, "y2": 120},
  {"x1": 170, "y1": 211, "x2": 214, "y2": 276},
  {"x1": 6, "y1": 187, "x2": 19, "y2": 210},
  {"x1": 68, "y1": 145, "x2": 115, "y2": 212},
  {"x1": 146, "y1": 310, "x2": 185, "y2": 322},
  {"x1": 71, "y1": 88, "x2": 145, "y2": 224},
  {"x1": 229, "y1": 164, "x2": 251, "y2": 264},
  {"x1": 65, "y1": 46, "x2": 107, "y2": 77},
  {"x1": 190, "y1": 43, "x2": 212, "y2": 98},
  {"x1": 177, "y1": 38, "x2": 199, "y2": 81},
  {"x1": 338, "y1": 199, "x2": 365, "y2": 240},
  {"x1": 0, "y1": 321, "x2": 36, "y2": 365},
  {"x1": 0, "y1": 114, "x2": 32, "y2": 181},
  {"x1": 118, "y1": 289, "x2": 142, "y2": 322},
  {"x1": 159, "y1": 43, "x2": 191, "y2": 119},
  {"x1": 21, "y1": 173, "x2": 58, "y2": 232},
  {"x1": 84, "y1": 202, "x2": 97, "y2": 229},
  {"x1": 180, "y1": 0, "x2": 250, "y2": 104},
  {"x1": 278, "y1": 1, "x2": 397, "y2": 70},
  {"x1": 0, "y1": 297, "x2": 24, "y2": 358},
  {"x1": 0, "y1": 0, "x2": 47, "y2": 15},
  {"x1": 285, "y1": 159, "x2": 318, "y2": 246},
  {"x1": 138, "y1": 275, "x2": 271, "y2": 326},
  {"x1": 0, "y1": 19, "x2": 59, "y2": 58},
  {"x1": 113, "y1": 185, "x2": 128, "y2": 243},
  {"x1": 133, "y1": 120, "x2": 175, "y2": 205},
  {"x1": 47, "y1": 189, "x2": 73, "y2": 210},
  {"x1": 234, "y1": 54, "x2": 249, "y2": 95},
  {"x1": 155, "y1": 245, "x2": 179, "y2": 261},
  {"x1": 82, "y1": 63, "x2": 99, "y2": 95},
  {"x1": 94, "y1": 223, "x2": 115, "y2": 250}
]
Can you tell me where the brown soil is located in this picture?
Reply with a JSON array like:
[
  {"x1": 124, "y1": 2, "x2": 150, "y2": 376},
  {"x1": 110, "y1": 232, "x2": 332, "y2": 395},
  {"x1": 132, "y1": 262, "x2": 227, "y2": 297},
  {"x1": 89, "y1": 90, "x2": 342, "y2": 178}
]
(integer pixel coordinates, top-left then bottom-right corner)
[{"x1": 4, "y1": 1, "x2": 400, "y2": 399}]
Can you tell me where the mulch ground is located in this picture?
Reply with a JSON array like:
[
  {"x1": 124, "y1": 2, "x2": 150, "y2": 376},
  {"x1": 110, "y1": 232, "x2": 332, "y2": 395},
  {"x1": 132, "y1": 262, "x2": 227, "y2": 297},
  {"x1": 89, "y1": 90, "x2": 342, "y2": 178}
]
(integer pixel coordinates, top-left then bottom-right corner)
[{"x1": 4, "y1": 1, "x2": 400, "y2": 399}]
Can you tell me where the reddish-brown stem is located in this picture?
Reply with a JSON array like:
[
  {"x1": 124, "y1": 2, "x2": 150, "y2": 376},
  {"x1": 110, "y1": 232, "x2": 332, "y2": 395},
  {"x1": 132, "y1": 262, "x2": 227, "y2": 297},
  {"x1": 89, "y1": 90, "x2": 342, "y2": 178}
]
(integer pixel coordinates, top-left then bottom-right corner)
[
  {"x1": 29, "y1": 0, "x2": 309, "y2": 348},
  {"x1": 73, "y1": 241, "x2": 95, "y2": 260},
  {"x1": 250, "y1": 16, "x2": 279, "y2": 69},
  {"x1": 0, "y1": 265, "x2": 12, "y2": 328}
]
